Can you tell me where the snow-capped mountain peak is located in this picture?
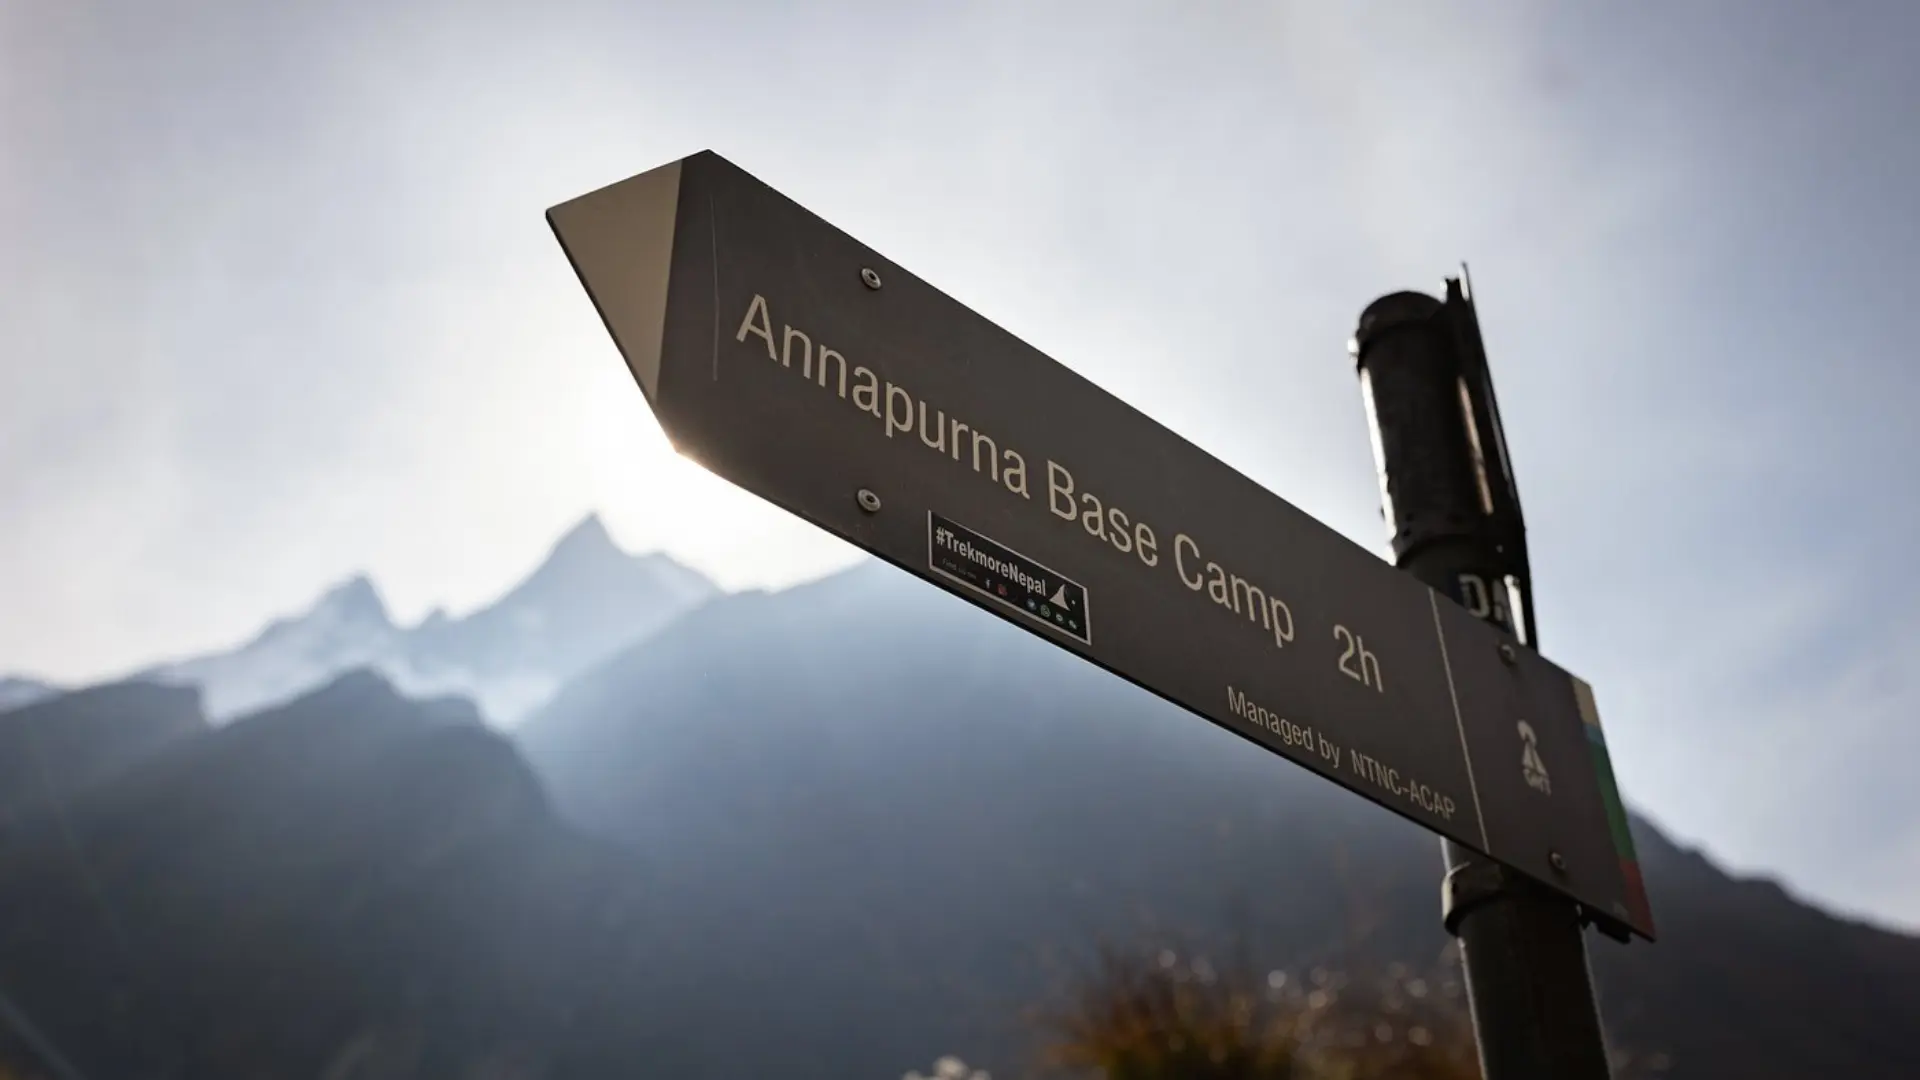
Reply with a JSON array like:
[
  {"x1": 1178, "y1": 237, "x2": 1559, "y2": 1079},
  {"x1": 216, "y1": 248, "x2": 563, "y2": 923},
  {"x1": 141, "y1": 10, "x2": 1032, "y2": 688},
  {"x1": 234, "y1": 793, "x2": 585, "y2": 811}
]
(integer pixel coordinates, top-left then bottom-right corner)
[
  {"x1": 149, "y1": 574, "x2": 403, "y2": 721},
  {"x1": 400, "y1": 516, "x2": 721, "y2": 721},
  {"x1": 134, "y1": 515, "x2": 721, "y2": 727},
  {"x1": 506, "y1": 514, "x2": 712, "y2": 613},
  {"x1": 548, "y1": 513, "x2": 622, "y2": 566},
  {"x1": 315, "y1": 574, "x2": 391, "y2": 625},
  {"x1": 250, "y1": 574, "x2": 393, "y2": 649}
]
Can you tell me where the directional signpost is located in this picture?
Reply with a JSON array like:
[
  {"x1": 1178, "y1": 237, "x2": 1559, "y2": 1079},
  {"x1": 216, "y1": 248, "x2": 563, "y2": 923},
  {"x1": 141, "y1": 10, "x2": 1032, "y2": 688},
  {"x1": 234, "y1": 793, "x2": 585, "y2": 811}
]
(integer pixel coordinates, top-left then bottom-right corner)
[
  {"x1": 547, "y1": 150, "x2": 1654, "y2": 943},
  {"x1": 1356, "y1": 280, "x2": 1630, "y2": 1078}
]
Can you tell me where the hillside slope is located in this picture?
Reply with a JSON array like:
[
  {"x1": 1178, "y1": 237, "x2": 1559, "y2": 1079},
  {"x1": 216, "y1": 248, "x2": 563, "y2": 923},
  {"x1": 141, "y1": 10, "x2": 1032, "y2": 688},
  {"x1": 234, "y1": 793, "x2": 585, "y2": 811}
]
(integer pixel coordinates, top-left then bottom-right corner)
[{"x1": 521, "y1": 560, "x2": 1920, "y2": 1079}]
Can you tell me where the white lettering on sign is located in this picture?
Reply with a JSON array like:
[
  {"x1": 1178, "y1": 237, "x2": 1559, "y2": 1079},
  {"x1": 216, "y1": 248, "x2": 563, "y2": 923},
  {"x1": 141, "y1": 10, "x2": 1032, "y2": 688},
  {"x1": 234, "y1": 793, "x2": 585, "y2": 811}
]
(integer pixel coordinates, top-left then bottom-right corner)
[
  {"x1": 1172, "y1": 533, "x2": 1296, "y2": 651},
  {"x1": 1044, "y1": 460, "x2": 1160, "y2": 568},
  {"x1": 1518, "y1": 720, "x2": 1552, "y2": 795},
  {"x1": 731, "y1": 291, "x2": 1398, "y2": 666},
  {"x1": 933, "y1": 524, "x2": 1051, "y2": 598},
  {"x1": 736, "y1": 294, "x2": 1030, "y2": 498},
  {"x1": 1347, "y1": 749, "x2": 1458, "y2": 821},
  {"x1": 1333, "y1": 625, "x2": 1383, "y2": 693},
  {"x1": 1228, "y1": 685, "x2": 1456, "y2": 822},
  {"x1": 1226, "y1": 685, "x2": 1326, "y2": 762}
]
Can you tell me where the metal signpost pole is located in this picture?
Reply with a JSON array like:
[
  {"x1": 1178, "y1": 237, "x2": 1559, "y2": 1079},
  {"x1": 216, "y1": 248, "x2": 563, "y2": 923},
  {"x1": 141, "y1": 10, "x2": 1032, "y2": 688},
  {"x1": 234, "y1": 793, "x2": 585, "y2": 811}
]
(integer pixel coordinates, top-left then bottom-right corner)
[{"x1": 1351, "y1": 277, "x2": 1615, "y2": 1079}]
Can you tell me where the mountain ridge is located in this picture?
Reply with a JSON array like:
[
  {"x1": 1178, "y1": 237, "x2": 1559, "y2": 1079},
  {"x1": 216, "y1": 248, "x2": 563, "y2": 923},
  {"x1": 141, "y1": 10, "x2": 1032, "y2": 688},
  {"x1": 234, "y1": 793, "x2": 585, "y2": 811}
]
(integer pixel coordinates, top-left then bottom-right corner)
[
  {"x1": 122, "y1": 513, "x2": 722, "y2": 725},
  {"x1": 0, "y1": 678, "x2": 208, "y2": 830},
  {"x1": 0, "y1": 675, "x2": 59, "y2": 712},
  {"x1": 0, "y1": 668, "x2": 679, "y2": 1078},
  {"x1": 519, "y1": 557, "x2": 1920, "y2": 1078},
  {"x1": 1, "y1": 559, "x2": 1915, "y2": 1076}
]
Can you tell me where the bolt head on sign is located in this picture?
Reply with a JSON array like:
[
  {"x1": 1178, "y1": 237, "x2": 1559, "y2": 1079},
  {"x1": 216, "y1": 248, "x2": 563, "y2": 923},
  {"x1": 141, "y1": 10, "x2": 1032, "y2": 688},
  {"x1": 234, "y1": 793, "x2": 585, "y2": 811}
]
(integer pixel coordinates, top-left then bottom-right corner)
[{"x1": 545, "y1": 150, "x2": 1654, "y2": 943}]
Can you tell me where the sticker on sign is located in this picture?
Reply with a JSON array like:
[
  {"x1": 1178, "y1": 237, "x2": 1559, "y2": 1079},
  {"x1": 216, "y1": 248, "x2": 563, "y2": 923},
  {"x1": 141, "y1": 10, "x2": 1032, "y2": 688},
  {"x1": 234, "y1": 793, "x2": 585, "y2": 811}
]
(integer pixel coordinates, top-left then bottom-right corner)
[
  {"x1": 929, "y1": 512, "x2": 1091, "y2": 645},
  {"x1": 544, "y1": 150, "x2": 1654, "y2": 942}
]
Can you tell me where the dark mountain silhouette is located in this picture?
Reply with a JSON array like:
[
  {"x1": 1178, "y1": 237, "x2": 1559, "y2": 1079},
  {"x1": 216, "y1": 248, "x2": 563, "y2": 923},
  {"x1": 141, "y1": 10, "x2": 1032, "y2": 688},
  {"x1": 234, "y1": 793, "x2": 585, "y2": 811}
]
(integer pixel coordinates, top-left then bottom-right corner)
[
  {"x1": 0, "y1": 671, "x2": 688, "y2": 1078},
  {"x1": 3, "y1": 558, "x2": 1916, "y2": 1078},
  {"x1": 0, "y1": 680, "x2": 207, "y2": 828},
  {"x1": 0, "y1": 677, "x2": 58, "y2": 713},
  {"x1": 135, "y1": 513, "x2": 719, "y2": 724},
  {"x1": 519, "y1": 559, "x2": 1920, "y2": 1079}
]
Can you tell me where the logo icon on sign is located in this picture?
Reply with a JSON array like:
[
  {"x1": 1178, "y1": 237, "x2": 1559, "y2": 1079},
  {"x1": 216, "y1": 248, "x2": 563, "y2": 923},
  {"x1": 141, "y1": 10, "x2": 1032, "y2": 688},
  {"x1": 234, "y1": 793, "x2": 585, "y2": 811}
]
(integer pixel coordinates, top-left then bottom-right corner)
[{"x1": 1518, "y1": 720, "x2": 1551, "y2": 796}]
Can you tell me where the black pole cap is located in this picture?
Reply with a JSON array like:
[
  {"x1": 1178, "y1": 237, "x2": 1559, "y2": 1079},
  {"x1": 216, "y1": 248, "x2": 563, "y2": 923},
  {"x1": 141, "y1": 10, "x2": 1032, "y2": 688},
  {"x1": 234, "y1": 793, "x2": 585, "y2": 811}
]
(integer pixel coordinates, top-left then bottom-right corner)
[{"x1": 1353, "y1": 290, "x2": 1444, "y2": 367}]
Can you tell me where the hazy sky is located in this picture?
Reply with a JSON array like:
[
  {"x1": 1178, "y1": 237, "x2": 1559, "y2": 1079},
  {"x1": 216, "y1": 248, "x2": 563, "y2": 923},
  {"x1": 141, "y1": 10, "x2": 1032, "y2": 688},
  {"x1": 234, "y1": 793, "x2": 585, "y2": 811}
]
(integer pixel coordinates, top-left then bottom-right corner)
[{"x1": 4, "y1": 0, "x2": 1917, "y2": 929}]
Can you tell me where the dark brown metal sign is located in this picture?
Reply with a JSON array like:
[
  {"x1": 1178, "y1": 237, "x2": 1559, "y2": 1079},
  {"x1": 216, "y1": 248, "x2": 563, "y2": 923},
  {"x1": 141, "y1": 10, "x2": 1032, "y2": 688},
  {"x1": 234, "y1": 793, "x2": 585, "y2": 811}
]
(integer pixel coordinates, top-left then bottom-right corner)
[{"x1": 547, "y1": 151, "x2": 1654, "y2": 941}]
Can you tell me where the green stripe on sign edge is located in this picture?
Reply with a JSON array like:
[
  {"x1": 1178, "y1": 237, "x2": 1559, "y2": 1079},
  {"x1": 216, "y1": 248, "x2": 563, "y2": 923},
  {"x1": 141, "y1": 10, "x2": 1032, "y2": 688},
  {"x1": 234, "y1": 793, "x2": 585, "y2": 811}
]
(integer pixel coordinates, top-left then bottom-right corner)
[
  {"x1": 1574, "y1": 679, "x2": 1655, "y2": 931},
  {"x1": 1572, "y1": 678, "x2": 1640, "y2": 865},
  {"x1": 1586, "y1": 728, "x2": 1637, "y2": 860}
]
